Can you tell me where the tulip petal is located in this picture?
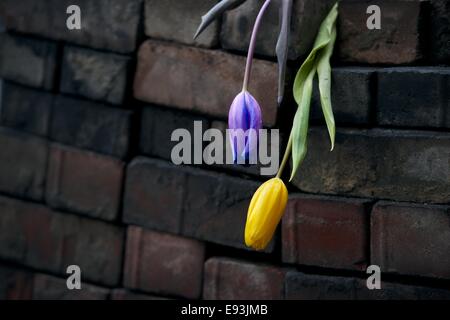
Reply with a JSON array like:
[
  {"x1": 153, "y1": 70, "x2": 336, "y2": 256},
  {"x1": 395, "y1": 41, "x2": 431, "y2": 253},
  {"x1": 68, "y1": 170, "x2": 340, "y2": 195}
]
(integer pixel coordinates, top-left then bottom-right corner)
[
  {"x1": 228, "y1": 91, "x2": 262, "y2": 163},
  {"x1": 245, "y1": 178, "x2": 288, "y2": 250}
]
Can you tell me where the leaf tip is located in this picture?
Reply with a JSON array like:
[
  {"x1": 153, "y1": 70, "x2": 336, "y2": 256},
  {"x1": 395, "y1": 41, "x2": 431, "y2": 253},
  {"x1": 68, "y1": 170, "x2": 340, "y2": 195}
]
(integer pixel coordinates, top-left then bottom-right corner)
[
  {"x1": 193, "y1": 24, "x2": 202, "y2": 40},
  {"x1": 277, "y1": 95, "x2": 283, "y2": 106},
  {"x1": 288, "y1": 172, "x2": 295, "y2": 182}
]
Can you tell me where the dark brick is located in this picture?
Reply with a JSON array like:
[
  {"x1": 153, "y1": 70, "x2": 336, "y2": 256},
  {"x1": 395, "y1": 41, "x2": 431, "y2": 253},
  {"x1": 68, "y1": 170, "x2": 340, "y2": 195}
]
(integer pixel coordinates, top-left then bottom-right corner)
[
  {"x1": 111, "y1": 289, "x2": 169, "y2": 300},
  {"x1": 140, "y1": 105, "x2": 209, "y2": 161},
  {"x1": 430, "y1": 0, "x2": 450, "y2": 63},
  {"x1": 291, "y1": 128, "x2": 450, "y2": 204},
  {"x1": 371, "y1": 202, "x2": 450, "y2": 279},
  {"x1": 311, "y1": 67, "x2": 375, "y2": 125},
  {"x1": 338, "y1": 1, "x2": 425, "y2": 64},
  {"x1": 123, "y1": 158, "x2": 185, "y2": 234},
  {"x1": 377, "y1": 67, "x2": 450, "y2": 129},
  {"x1": 33, "y1": 274, "x2": 109, "y2": 300},
  {"x1": 145, "y1": 0, "x2": 219, "y2": 48},
  {"x1": 0, "y1": 82, "x2": 52, "y2": 136},
  {"x1": 285, "y1": 272, "x2": 450, "y2": 300},
  {"x1": 0, "y1": 265, "x2": 33, "y2": 300},
  {"x1": 0, "y1": 196, "x2": 124, "y2": 286},
  {"x1": 50, "y1": 95, "x2": 132, "y2": 158},
  {"x1": 355, "y1": 279, "x2": 450, "y2": 300},
  {"x1": 124, "y1": 226, "x2": 205, "y2": 299},
  {"x1": 181, "y1": 165, "x2": 267, "y2": 250},
  {"x1": 221, "y1": 0, "x2": 335, "y2": 59},
  {"x1": 0, "y1": 127, "x2": 47, "y2": 201},
  {"x1": 134, "y1": 40, "x2": 278, "y2": 127},
  {"x1": 0, "y1": 0, "x2": 143, "y2": 53},
  {"x1": 123, "y1": 157, "x2": 262, "y2": 250},
  {"x1": 0, "y1": 33, "x2": 57, "y2": 89},
  {"x1": 203, "y1": 258, "x2": 285, "y2": 300},
  {"x1": 282, "y1": 195, "x2": 370, "y2": 271},
  {"x1": 60, "y1": 46, "x2": 131, "y2": 105},
  {"x1": 285, "y1": 271, "x2": 356, "y2": 300},
  {"x1": 46, "y1": 144, "x2": 124, "y2": 221}
]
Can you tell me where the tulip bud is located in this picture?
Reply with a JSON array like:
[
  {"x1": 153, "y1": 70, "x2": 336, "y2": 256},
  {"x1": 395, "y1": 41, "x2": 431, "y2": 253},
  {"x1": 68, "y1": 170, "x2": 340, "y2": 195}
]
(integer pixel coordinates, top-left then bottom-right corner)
[
  {"x1": 245, "y1": 177, "x2": 288, "y2": 250},
  {"x1": 228, "y1": 90, "x2": 262, "y2": 163}
]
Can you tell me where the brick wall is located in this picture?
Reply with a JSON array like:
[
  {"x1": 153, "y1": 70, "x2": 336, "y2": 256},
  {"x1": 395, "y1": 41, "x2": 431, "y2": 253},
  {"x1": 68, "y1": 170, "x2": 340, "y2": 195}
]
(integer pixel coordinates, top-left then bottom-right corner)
[{"x1": 0, "y1": 0, "x2": 449, "y2": 300}]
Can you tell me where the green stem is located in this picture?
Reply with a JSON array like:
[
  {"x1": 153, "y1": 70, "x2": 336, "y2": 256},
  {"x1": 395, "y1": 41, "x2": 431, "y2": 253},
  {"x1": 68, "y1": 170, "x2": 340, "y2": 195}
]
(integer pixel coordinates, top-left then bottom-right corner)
[{"x1": 276, "y1": 133, "x2": 292, "y2": 179}]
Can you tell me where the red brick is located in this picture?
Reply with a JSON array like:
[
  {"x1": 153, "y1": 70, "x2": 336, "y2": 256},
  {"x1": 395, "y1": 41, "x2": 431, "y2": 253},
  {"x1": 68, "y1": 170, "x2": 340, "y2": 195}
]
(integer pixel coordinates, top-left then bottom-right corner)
[
  {"x1": 111, "y1": 289, "x2": 169, "y2": 300},
  {"x1": 0, "y1": 196, "x2": 124, "y2": 286},
  {"x1": 33, "y1": 274, "x2": 109, "y2": 300},
  {"x1": 282, "y1": 195, "x2": 370, "y2": 270},
  {"x1": 124, "y1": 226, "x2": 205, "y2": 299},
  {"x1": 133, "y1": 40, "x2": 278, "y2": 127},
  {"x1": 285, "y1": 271, "x2": 356, "y2": 300},
  {"x1": 203, "y1": 258, "x2": 285, "y2": 300},
  {"x1": 46, "y1": 144, "x2": 124, "y2": 221},
  {"x1": 338, "y1": 1, "x2": 425, "y2": 64},
  {"x1": 0, "y1": 265, "x2": 33, "y2": 300},
  {"x1": 0, "y1": 127, "x2": 47, "y2": 201},
  {"x1": 371, "y1": 202, "x2": 450, "y2": 279}
]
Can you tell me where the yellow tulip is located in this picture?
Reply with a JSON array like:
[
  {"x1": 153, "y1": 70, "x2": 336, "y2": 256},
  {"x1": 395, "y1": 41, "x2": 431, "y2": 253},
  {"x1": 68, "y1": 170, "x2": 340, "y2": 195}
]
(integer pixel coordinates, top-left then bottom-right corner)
[{"x1": 245, "y1": 177, "x2": 288, "y2": 250}]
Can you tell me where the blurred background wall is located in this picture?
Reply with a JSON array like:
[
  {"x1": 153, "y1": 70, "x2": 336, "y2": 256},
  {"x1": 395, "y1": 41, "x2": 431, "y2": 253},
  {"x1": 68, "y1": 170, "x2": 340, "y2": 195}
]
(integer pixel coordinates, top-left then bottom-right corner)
[{"x1": 0, "y1": 0, "x2": 449, "y2": 300}]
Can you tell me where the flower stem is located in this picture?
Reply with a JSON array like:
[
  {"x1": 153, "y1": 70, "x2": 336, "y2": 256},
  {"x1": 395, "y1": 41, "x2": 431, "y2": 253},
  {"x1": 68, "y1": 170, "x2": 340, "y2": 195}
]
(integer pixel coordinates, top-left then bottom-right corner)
[
  {"x1": 242, "y1": 0, "x2": 272, "y2": 91},
  {"x1": 276, "y1": 133, "x2": 292, "y2": 179}
]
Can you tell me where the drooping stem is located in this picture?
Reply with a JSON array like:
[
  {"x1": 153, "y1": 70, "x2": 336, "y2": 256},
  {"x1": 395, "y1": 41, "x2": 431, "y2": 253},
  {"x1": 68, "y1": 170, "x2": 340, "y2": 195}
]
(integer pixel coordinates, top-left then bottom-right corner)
[
  {"x1": 276, "y1": 133, "x2": 292, "y2": 179},
  {"x1": 242, "y1": 0, "x2": 272, "y2": 91}
]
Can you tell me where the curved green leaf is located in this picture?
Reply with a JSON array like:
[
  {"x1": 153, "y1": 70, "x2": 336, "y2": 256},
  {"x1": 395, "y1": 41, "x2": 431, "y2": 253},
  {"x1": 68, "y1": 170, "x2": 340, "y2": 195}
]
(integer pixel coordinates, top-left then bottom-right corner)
[
  {"x1": 290, "y1": 2, "x2": 338, "y2": 181},
  {"x1": 316, "y1": 23, "x2": 337, "y2": 151},
  {"x1": 292, "y1": 2, "x2": 338, "y2": 105},
  {"x1": 289, "y1": 65, "x2": 315, "y2": 181}
]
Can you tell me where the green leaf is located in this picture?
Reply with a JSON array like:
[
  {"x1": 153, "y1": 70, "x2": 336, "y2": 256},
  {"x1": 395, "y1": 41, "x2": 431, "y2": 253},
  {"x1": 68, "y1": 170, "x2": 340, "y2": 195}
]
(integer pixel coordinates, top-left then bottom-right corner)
[
  {"x1": 292, "y1": 2, "x2": 338, "y2": 105},
  {"x1": 289, "y1": 65, "x2": 315, "y2": 181},
  {"x1": 194, "y1": 0, "x2": 247, "y2": 40},
  {"x1": 290, "y1": 2, "x2": 338, "y2": 180},
  {"x1": 316, "y1": 23, "x2": 337, "y2": 151}
]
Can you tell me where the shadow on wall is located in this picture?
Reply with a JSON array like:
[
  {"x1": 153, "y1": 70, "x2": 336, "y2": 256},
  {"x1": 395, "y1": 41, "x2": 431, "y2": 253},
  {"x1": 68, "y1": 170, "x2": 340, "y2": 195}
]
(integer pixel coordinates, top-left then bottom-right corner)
[{"x1": 0, "y1": 19, "x2": 3, "y2": 117}]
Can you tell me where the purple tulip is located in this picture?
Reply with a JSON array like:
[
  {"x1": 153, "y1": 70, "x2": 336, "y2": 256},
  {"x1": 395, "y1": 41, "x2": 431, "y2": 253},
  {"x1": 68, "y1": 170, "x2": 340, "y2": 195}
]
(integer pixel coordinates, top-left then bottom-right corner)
[
  {"x1": 227, "y1": 0, "x2": 270, "y2": 164},
  {"x1": 228, "y1": 90, "x2": 262, "y2": 163}
]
